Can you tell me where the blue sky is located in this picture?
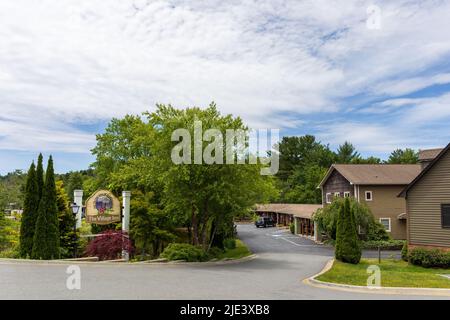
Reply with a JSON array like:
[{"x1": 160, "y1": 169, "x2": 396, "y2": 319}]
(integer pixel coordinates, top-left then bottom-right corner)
[{"x1": 1, "y1": 0, "x2": 450, "y2": 174}]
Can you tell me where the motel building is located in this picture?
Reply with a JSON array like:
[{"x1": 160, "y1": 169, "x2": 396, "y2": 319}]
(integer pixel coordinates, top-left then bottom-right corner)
[{"x1": 255, "y1": 204, "x2": 322, "y2": 241}]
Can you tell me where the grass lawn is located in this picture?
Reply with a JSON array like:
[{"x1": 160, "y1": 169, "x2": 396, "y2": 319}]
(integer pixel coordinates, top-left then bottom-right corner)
[
  {"x1": 317, "y1": 259, "x2": 450, "y2": 289},
  {"x1": 216, "y1": 239, "x2": 252, "y2": 260}
]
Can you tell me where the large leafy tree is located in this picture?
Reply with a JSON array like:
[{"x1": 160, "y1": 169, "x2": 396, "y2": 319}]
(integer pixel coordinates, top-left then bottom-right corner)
[
  {"x1": 147, "y1": 103, "x2": 276, "y2": 248},
  {"x1": 31, "y1": 156, "x2": 60, "y2": 260},
  {"x1": 387, "y1": 148, "x2": 419, "y2": 164},
  {"x1": 19, "y1": 162, "x2": 40, "y2": 257}
]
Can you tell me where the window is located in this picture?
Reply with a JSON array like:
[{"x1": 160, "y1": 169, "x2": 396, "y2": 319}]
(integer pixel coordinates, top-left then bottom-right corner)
[
  {"x1": 365, "y1": 191, "x2": 373, "y2": 201},
  {"x1": 334, "y1": 192, "x2": 341, "y2": 198},
  {"x1": 344, "y1": 192, "x2": 351, "y2": 198},
  {"x1": 442, "y1": 204, "x2": 450, "y2": 228},
  {"x1": 326, "y1": 193, "x2": 332, "y2": 204},
  {"x1": 379, "y1": 218, "x2": 391, "y2": 232}
]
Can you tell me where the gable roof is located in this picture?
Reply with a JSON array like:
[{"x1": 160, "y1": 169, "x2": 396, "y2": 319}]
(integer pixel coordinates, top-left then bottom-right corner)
[
  {"x1": 399, "y1": 143, "x2": 450, "y2": 198},
  {"x1": 255, "y1": 203, "x2": 322, "y2": 219},
  {"x1": 419, "y1": 148, "x2": 444, "y2": 161},
  {"x1": 319, "y1": 164, "x2": 422, "y2": 187}
]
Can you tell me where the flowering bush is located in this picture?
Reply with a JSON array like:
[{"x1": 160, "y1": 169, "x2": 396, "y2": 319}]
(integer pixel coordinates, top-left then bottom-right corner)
[{"x1": 85, "y1": 230, "x2": 134, "y2": 260}]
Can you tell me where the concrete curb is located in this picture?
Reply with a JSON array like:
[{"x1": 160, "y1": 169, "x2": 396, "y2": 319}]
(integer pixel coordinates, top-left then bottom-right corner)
[
  {"x1": 0, "y1": 254, "x2": 258, "y2": 267},
  {"x1": 137, "y1": 254, "x2": 258, "y2": 266},
  {"x1": 303, "y1": 259, "x2": 450, "y2": 297}
]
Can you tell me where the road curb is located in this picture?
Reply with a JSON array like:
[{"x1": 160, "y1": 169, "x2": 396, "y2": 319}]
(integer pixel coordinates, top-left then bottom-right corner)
[
  {"x1": 138, "y1": 254, "x2": 258, "y2": 266},
  {"x1": 303, "y1": 259, "x2": 450, "y2": 297},
  {"x1": 0, "y1": 254, "x2": 258, "y2": 266}
]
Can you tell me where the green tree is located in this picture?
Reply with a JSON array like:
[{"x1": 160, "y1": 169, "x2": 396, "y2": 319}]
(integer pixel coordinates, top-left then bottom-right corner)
[
  {"x1": 335, "y1": 197, "x2": 361, "y2": 264},
  {"x1": 387, "y1": 148, "x2": 419, "y2": 164},
  {"x1": 147, "y1": 103, "x2": 277, "y2": 248},
  {"x1": 0, "y1": 170, "x2": 27, "y2": 212},
  {"x1": 314, "y1": 197, "x2": 389, "y2": 241},
  {"x1": 336, "y1": 142, "x2": 360, "y2": 164},
  {"x1": 66, "y1": 172, "x2": 84, "y2": 202},
  {"x1": 56, "y1": 180, "x2": 78, "y2": 258},
  {"x1": 36, "y1": 153, "x2": 44, "y2": 200},
  {"x1": 276, "y1": 135, "x2": 335, "y2": 203},
  {"x1": 130, "y1": 191, "x2": 175, "y2": 258},
  {"x1": 19, "y1": 162, "x2": 40, "y2": 258},
  {"x1": 31, "y1": 156, "x2": 60, "y2": 260}
]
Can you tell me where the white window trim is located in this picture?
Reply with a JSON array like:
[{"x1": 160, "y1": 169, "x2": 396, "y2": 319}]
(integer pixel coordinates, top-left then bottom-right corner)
[
  {"x1": 365, "y1": 191, "x2": 373, "y2": 201},
  {"x1": 344, "y1": 192, "x2": 350, "y2": 198},
  {"x1": 326, "y1": 193, "x2": 332, "y2": 204},
  {"x1": 334, "y1": 192, "x2": 340, "y2": 198},
  {"x1": 379, "y1": 218, "x2": 391, "y2": 232}
]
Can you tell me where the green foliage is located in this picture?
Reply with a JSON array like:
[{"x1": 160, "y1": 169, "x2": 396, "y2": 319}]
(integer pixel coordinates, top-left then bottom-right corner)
[
  {"x1": 130, "y1": 191, "x2": 176, "y2": 259},
  {"x1": 335, "y1": 198, "x2": 361, "y2": 264},
  {"x1": 19, "y1": 162, "x2": 40, "y2": 257},
  {"x1": 313, "y1": 197, "x2": 389, "y2": 241},
  {"x1": 36, "y1": 153, "x2": 44, "y2": 200},
  {"x1": 276, "y1": 135, "x2": 334, "y2": 203},
  {"x1": 142, "y1": 103, "x2": 276, "y2": 248},
  {"x1": 223, "y1": 238, "x2": 236, "y2": 250},
  {"x1": 408, "y1": 248, "x2": 450, "y2": 268},
  {"x1": 160, "y1": 243, "x2": 207, "y2": 262},
  {"x1": 56, "y1": 180, "x2": 79, "y2": 258},
  {"x1": 387, "y1": 148, "x2": 419, "y2": 164},
  {"x1": 336, "y1": 141, "x2": 360, "y2": 164},
  {"x1": 401, "y1": 242, "x2": 408, "y2": 261},
  {"x1": 31, "y1": 156, "x2": 60, "y2": 260},
  {"x1": 0, "y1": 170, "x2": 26, "y2": 213},
  {"x1": 0, "y1": 212, "x2": 21, "y2": 255},
  {"x1": 65, "y1": 172, "x2": 84, "y2": 202},
  {"x1": 361, "y1": 240, "x2": 405, "y2": 250}
]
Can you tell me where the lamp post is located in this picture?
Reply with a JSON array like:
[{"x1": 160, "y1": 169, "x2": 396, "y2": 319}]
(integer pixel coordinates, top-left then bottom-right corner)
[{"x1": 70, "y1": 203, "x2": 80, "y2": 258}]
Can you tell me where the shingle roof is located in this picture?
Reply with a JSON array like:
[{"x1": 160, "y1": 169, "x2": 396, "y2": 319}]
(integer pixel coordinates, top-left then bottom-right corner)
[
  {"x1": 255, "y1": 203, "x2": 322, "y2": 219},
  {"x1": 418, "y1": 148, "x2": 444, "y2": 161},
  {"x1": 319, "y1": 164, "x2": 422, "y2": 186}
]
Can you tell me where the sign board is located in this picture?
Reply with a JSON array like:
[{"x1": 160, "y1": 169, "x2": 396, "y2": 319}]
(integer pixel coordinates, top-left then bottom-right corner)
[{"x1": 85, "y1": 190, "x2": 121, "y2": 225}]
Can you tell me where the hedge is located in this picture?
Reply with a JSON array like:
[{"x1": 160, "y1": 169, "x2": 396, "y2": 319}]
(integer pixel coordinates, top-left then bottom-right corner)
[
  {"x1": 361, "y1": 240, "x2": 406, "y2": 250},
  {"x1": 160, "y1": 243, "x2": 207, "y2": 262},
  {"x1": 408, "y1": 247, "x2": 450, "y2": 268}
]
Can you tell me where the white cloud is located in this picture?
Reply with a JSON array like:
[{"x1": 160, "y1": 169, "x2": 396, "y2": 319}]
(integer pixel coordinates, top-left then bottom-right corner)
[{"x1": 0, "y1": 0, "x2": 450, "y2": 155}]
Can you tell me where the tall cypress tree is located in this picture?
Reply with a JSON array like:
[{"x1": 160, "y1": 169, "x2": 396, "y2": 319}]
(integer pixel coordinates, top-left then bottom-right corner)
[
  {"x1": 335, "y1": 197, "x2": 361, "y2": 264},
  {"x1": 31, "y1": 156, "x2": 60, "y2": 260},
  {"x1": 19, "y1": 162, "x2": 40, "y2": 258},
  {"x1": 36, "y1": 153, "x2": 44, "y2": 201}
]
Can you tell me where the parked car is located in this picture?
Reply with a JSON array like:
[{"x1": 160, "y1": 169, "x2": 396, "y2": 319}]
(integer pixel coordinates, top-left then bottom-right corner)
[{"x1": 255, "y1": 217, "x2": 276, "y2": 228}]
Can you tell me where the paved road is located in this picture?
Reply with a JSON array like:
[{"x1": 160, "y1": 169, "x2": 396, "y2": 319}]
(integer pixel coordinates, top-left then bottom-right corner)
[{"x1": 0, "y1": 224, "x2": 446, "y2": 299}]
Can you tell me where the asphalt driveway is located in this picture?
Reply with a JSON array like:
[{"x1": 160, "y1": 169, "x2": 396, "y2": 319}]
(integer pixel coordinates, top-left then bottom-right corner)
[{"x1": 0, "y1": 224, "x2": 444, "y2": 299}]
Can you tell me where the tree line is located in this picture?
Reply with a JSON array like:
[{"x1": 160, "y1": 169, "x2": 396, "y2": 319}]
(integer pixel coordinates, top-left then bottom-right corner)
[{"x1": 276, "y1": 136, "x2": 418, "y2": 204}]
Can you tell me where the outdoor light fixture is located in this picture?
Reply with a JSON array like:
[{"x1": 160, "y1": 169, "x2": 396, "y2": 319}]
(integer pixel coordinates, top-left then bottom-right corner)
[{"x1": 70, "y1": 203, "x2": 80, "y2": 215}]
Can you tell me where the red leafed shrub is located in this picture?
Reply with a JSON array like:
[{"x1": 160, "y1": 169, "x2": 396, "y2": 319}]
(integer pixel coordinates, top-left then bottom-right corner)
[{"x1": 85, "y1": 230, "x2": 134, "y2": 261}]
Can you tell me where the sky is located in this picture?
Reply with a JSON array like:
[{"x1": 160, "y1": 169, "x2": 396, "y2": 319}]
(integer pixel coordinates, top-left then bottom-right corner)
[{"x1": 1, "y1": 0, "x2": 450, "y2": 174}]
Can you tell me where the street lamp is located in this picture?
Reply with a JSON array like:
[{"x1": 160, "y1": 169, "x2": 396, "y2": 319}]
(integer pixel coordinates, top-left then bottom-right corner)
[{"x1": 70, "y1": 203, "x2": 80, "y2": 258}]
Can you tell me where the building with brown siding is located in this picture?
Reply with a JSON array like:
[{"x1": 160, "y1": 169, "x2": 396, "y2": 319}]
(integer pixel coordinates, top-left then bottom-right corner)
[
  {"x1": 255, "y1": 204, "x2": 322, "y2": 240},
  {"x1": 319, "y1": 164, "x2": 422, "y2": 240},
  {"x1": 400, "y1": 144, "x2": 450, "y2": 251}
]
